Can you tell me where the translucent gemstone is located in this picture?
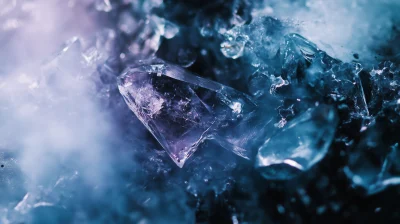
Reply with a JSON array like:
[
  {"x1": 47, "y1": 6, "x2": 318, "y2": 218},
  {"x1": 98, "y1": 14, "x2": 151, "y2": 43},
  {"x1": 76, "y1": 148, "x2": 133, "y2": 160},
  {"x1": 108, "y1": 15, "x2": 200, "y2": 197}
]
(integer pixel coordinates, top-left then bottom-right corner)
[
  {"x1": 281, "y1": 33, "x2": 340, "y2": 82},
  {"x1": 40, "y1": 37, "x2": 86, "y2": 86},
  {"x1": 316, "y1": 63, "x2": 369, "y2": 117},
  {"x1": 255, "y1": 104, "x2": 339, "y2": 180},
  {"x1": 118, "y1": 59, "x2": 270, "y2": 167},
  {"x1": 119, "y1": 14, "x2": 162, "y2": 56},
  {"x1": 40, "y1": 33, "x2": 113, "y2": 86},
  {"x1": 369, "y1": 62, "x2": 400, "y2": 115},
  {"x1": 344, "y1": 121, "x2": 400, "y2": 195}
]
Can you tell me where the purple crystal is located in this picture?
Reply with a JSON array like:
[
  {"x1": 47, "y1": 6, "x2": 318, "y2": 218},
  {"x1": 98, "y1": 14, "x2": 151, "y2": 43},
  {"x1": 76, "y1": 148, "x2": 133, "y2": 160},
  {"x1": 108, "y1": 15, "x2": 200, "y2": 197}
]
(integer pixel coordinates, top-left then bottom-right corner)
[{"x1": 117, "y1": 59, "x2": 269, "y2": 167}]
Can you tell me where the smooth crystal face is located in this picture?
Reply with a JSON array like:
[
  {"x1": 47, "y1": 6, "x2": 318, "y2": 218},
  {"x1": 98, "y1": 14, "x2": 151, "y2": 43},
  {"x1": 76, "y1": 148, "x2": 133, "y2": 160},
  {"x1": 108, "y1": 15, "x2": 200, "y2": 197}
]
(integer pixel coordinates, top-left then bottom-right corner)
[
  {"x1": 118, "y1": 59, "x2": 265, "y2": 167},
  {"x1": 255, "y1": 104, "x2": 339, "y2": 180}
]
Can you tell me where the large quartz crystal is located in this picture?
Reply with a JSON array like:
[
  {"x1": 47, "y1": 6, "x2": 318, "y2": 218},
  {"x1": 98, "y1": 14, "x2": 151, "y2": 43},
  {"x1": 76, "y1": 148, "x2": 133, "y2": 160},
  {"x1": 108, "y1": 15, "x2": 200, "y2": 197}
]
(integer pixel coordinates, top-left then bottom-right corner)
[
  {"x1": 255, "y1": 104, "x2": 339, "y2": 180},
  {"x1": 118, "y1": 59, "x2": 271, "y2": 167}
]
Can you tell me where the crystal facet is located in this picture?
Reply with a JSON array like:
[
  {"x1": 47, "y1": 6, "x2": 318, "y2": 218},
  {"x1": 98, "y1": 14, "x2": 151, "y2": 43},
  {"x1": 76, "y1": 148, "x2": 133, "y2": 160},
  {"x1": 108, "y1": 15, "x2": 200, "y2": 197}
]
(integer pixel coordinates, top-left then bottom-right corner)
[
  {"x1": 255, "y1": 104, "x2": 339, "y2": 180},
  {"x1": 118, "y1": 59, "x2": 271, "y2": 167}
]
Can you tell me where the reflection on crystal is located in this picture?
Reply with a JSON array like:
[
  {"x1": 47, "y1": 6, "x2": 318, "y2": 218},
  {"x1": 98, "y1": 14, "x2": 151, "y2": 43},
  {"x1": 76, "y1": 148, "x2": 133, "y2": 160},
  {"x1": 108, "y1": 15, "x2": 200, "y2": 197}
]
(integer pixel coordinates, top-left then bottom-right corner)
[
  {"x1": 344, "y1": 121, "x2": 400, "y2": 195},
  {"x1": 255, "y1": 104, "x2": 338, "y2": 180},
  {"x1": 118, "y1": 59, "x2": 271, "y2": 167}
]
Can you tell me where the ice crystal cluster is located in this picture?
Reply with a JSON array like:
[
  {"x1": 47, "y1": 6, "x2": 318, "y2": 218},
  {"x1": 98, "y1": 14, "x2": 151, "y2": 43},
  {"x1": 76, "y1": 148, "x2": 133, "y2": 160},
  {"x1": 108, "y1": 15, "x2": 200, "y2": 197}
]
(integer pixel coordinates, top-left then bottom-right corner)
[{"x1": 1, "y1": 0, "x2": 400, "y2": 223}]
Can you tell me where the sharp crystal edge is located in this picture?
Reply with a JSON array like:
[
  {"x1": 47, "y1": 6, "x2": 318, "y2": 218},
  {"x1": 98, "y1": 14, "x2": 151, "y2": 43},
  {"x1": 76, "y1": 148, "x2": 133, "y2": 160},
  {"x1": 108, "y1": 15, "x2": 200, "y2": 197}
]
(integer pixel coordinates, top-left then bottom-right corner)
[
  {"x1": 255, "y1": 104, "x2": 339, "y2": 180},
  {"x1": 117, "y1": 59, "x2": 272, "y2": 167}
]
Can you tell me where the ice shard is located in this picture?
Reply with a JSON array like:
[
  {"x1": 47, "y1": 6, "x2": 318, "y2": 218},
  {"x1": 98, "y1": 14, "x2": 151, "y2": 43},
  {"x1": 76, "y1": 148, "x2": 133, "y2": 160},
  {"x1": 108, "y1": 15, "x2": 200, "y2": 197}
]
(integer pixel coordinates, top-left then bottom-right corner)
[
  {"x1": 118, "y1": 59, "x2": 271, "y2": 167},
  {"x1": 344, "y1": 120, "x2": 400, "y2": 195},
  {"x1": 255, "y1": 104, "x2": 339, "y2": 180},
  {"x1": 281, "y1": 34, "x2": 369, "y2": 117}
]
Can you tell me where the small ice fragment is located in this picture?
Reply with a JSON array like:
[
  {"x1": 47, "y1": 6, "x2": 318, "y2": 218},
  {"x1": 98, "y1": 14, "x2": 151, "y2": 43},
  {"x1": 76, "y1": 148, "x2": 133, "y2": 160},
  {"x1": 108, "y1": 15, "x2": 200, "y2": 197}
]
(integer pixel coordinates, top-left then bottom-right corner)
[
  {"x1": 222, "y1": 17, "x2": 285, "y2": 60},
  {"x1": 220, "y1": 34, "x2": 248, "y2": 59},
  {"x1": 255, "y1": 104, "x2": 339, "y2": 180}
]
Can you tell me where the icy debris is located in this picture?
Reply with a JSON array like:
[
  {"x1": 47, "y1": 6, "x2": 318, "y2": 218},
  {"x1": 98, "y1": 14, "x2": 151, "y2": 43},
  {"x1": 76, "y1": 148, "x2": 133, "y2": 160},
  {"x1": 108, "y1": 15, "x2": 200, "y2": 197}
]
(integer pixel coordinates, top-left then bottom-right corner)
[
  {"x1": 222, "y1": 27, "x2": 369, "y2": 119},
  {"x1": 369, "y1": 61, "x2": 400, "y2": 114},
  {"x1": 190, "y1": 0, "x2": 252, "y2": 37},
  {"x1": 221, "y1": 16, "x2": 288, "y2": 61},
  {"x1": 310, "y1": 63, "x2": 369, "y2": 117},
  {"x1": 256, "y1": 104, "x2": 338, "y2": 180},
  {"x1": 281, "y1": 34, "x2": 368, "y2": 117},
  {"x1": 119, "y1": 13, "x2": 161, "y2": 56},
  {"x1": 220, "y1": 33, "x2": 248, "y2": 59},
  {"x1": 118, "y1": 9, "x2": 179, "y2": 57},
  {"x1": 118, "y1": 59, "x2": 272, "y2": 167},
  {"x1": 40, "y1": 29, "x2": 119, "y2": 90},
  {"x1": 344, "y1": 120, "x2": 400, "y2": 195}
]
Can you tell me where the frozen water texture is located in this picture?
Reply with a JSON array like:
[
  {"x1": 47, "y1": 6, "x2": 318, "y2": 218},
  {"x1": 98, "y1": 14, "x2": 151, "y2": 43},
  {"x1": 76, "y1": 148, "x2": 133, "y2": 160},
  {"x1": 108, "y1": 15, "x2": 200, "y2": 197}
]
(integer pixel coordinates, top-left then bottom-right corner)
[
  {"x1": 256, "y1": 104, "x2": 339, "y2": 180},
  {"x1": 221, "y1": 16, "x2": 288, "y2": 62},
  {"x1": 282, "y1": 33, "x2": 368, "y2": 118},
  {"x1": 344, "y1": 63, "x2": 400, "y2": 195},
  {"x1": 118, "y1": 59, "x2": 272, "y2": 167}
]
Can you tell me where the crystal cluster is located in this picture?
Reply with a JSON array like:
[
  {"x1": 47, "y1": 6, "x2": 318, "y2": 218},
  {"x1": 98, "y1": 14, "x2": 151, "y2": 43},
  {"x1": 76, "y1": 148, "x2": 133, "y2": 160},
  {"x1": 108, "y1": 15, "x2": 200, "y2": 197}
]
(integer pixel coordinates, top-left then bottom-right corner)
[{"x1": 1, "y1": 0, "x2": 400, "y2": 223}]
